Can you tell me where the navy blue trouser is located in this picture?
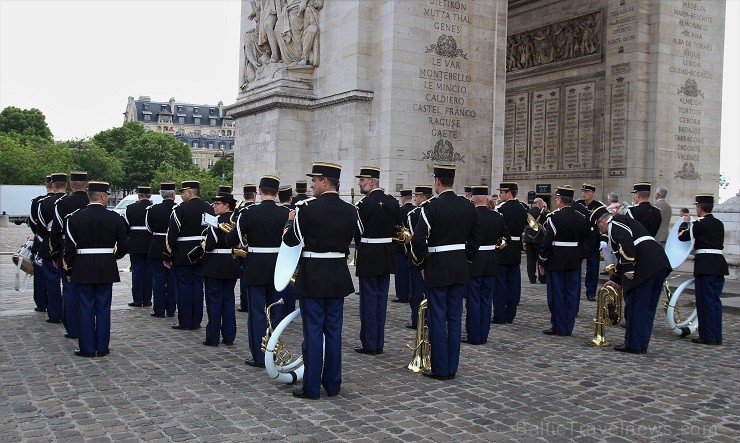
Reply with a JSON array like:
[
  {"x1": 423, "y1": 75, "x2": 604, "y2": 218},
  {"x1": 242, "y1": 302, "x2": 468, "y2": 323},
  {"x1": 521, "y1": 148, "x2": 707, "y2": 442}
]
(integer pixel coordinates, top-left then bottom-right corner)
[
  {"x1": 408, "y1": 268, "x2": 425, "y2": 327},
  {"x1": 204, "y1": 277, "x2": 237, "y2": 345},
  {"x1": 694, "y1": 274, "x2": 724, "y2": 342},
  {"x1": 33, "y1": 261, "x2": 47, "y2": 310},
  {"x1": 77, "y1": 283, "x2": 113, "y2": 354},
  {"x1": 393, "y1": 252, "x2": 411, "y2": 301},
  {"x1": 584, "y1": 251, "x2": 599, "y2": 298},
  {"x1": 43, "y1": 259, "x2": 62, "y2": 322},
  {"x1": 151, "y1": 259, "x2": 176, "y2": 316},
  {"x1": 130, "y1": 254, "x2": 153, "y2": 304},
  {"x1": 247, "y1": 284, "x2": 281, "y2": 364},
  {"x1": 239, "y1": 257, "x2": 249, "y2": 311},
  {"x1": 465, "y1": 275, "x2": 496, "y2": 344},
  {"x1": 173, "y1": 265, "x2": 204, "y2": 328},
  {"x1": 494, "y1": 264, "x2": 521, "y2": 323},
  {"x1": 299, "y1": 296, "x2": 344, "y2": 398},
  {"x1": 546, "y1": 269, "x2": 580, "y2": 334},
  {"x1": 61, "y1": 272, "x2": 79, "y2": 337},
  {"x1": 623, "y1": 269, "x2": 667, "y2": 351},
  {"x1": 358, "y1": 275, "x2": 390, "y2": 351},
  {"x1": 427, "y1": 284, "x2": 464, "y2": 377}
]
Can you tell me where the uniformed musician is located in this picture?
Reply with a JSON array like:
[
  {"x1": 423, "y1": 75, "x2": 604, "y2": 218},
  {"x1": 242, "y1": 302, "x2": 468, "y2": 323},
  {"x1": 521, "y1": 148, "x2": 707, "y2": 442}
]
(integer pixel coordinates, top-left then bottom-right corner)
[
  {"x1": 219, "y1": 185, "x2": 232, "y2": 194},
  {"x1": 405, "y1": 185, "x2": 432, "y2": 329},
  {"x1": 391, "y1": 188, "x2": 414, "y2": 304},
  {"x1": 292, "y1": 180, "x2": 309, "y2": 205},
  {"x1": 354, "y1": 166, "x2": 400, "y2": 355},
  {"x1": 574, "y1": 183, "x2": 605, "y2": 302},
  {"x1": 678, "y1": 194, "x2": 728, "y2": 346},
  {"x1": 145, "y1": 182, "x2": 178, "y2": 318},
  {"x1": 202, "y1": 192, "x2": 240, "y2": 347},
  {"x1": 464, "y1": 185, "x2": 508, "y2": 345},
  {"x1": 493, "y1": 181, "x2": 528, "y2": 324},
  {"x1": 538, "y1": 186, "x2": 590, "y2": 337},
  {"x1": 283, "y1": 162, "x2": 359, "y2": 399},
  {"x1": 124, "y1": 186, "x2": 153, "y2": 308},
  {"x1": 226, "y1": 176, "x2": 289, "y2": 367},
  {"x1": 409, "y1": 165, "x2": 480, "y2": 380},
  {"x1": 164, "y1": 180, "x2": 214, "y2": 330},
  {"x1": 63, "y1": 181, "x2": 129, "y2": 357},
  {"x1": 463, "y1": 186, "x2": 472, "y2": 201},
  {"x1": 624, "y1": 182, "x2": 662, "y2": 237},
  {"x1": 591, "y1": 205, "x2": 671, "y2": 353},
  {"x1": 37, "y1": 173, "x2": 68, "y2": 324},
  {"x1": 277, "y1": 184, "x2": 296, "y2": 317},
  {"x1": 236, "y1": 183, "x2": 257, "y2": 313},
  {"x1": 29, "y1": 175, "x2": 52, "y2": 313}
]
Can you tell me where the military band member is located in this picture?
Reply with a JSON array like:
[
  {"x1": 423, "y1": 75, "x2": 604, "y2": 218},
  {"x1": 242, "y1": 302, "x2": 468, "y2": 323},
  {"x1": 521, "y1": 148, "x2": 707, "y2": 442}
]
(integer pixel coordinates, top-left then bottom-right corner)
[
  {"x1": 283, "y1": 162, "x2": 360, "y2": 399},
  {"x1": 218, "y1": 185, "x2": 232, "y2": 194},
  {"x1": 574, "y1": 183, "x2": 604, "y2": 302},
  {"x1": 624, "y1": 182, "x2": 662, "y2": 237},
  {"x1": 226, "y1": 176, "x2": 290, "y2": 367},
  {"x1": 236, "y1": 183, "x2": 257, "y2": 312},
  {"x1": 277, "y1": 184, "x2": 296, "y2": 317},
  {"x1": 63, "y1": 181, "x2": 129, "y2": 357},
  {"x1": 463, "y1": 186, "x2": 472, "y2": 201},
  {"x1": 202, "y1": 192, "x2": 240, "y2": 347},
  {"x1": 410, "y1": 165, "x2": 480, "y2": 380},
  {"x1": 29, "y1": 175, "x2": 53, "y2": 313},
  {"x1": 37, "y1": 173, "x2": 68, "y2": 324},
  {"x1": 405, "y1": 185, "x2": 433, "y2": 329},
  {"x1": 591, "y1": 205, "x2": 671, "y2": 353},
  {"x1": 146, "y1": 182, "x2": 178, "y2": 318},
  {"x1": 493, "y1": 181, "x2": 528, "y2": 323},
  {"x1": 292, "y1": 180, "x2": 309, "y2": 205},
  {"x1": 164, "y1": 180, "x2": 214, "y2": 330},
  {"x1": 391, "y1": 188, "x2": 414, "y2": 304},
  {"x1": 465, "y1": 185, "x2": 508, "y2": 345},
  {"x1": 539, "y1": 186, "x2": 590, "y2": 336},
  {"x1": 678, "y1": 194, "x2": 728, "y2": 345},
  {"x1": 124, "y1": 186, "x2": 153, "y2": 308},
  {"x1": 354, "y1": 166, "x2": 399, "y2": 355}
]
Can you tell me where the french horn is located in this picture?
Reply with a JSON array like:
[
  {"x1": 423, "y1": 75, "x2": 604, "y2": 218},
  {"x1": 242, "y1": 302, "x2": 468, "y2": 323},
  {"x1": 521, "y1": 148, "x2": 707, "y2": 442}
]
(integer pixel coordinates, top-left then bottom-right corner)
[{"x1": 262, "y1": 299, "x2": 305, "y2": 384}]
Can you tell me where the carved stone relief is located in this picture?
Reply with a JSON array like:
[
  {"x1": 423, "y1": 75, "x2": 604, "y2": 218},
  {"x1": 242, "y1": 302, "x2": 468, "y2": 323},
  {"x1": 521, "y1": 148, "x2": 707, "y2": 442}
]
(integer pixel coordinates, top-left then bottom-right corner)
[{"x1": 422, "y1": 139, "x2": 465, "y2": 163}]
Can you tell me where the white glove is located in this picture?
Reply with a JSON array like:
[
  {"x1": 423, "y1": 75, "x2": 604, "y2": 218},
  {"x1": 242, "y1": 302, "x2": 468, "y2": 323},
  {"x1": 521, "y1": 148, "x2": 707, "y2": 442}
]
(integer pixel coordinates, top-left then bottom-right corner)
[{"x1": 599, "y1": 241, "x2": 607, "y2": 251}]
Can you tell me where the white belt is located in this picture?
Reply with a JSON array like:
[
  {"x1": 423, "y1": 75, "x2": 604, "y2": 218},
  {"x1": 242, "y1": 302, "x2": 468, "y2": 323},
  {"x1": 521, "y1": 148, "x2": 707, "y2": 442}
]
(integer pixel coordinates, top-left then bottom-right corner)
[
  {"x1": 360, "y1": 237, "x2": 392, "y2": 244},
  {"x1": 178, "y1": 236, "x2": 203, "y2": 242},
  {"x1": 152, "y1": 232, "x2": 166, "y2": 236},
  {"x1": 248, "y1": 247, "x2": 280, "y2": 253},
  {"x1": 633, "y1": 236, "x2": 654, "y2": 245},
  {"x1": 478, "y1": 245, "x2": 496, "y2": 251},
  {"x1": 695, "y1": 249, "x2": 722, "y2": 255},
  {"x1": 510, "y1": 236, "x2": 521, "y2": 241},
  {"x1": 130, "y1": 226, "x2": 148, "y2": 231},
  {"x1": 302, "y1": 251, "x2": 345, "y2": 258},
  {"x1": 552, "y1": 241, "x2": 578, "y2": 247},
  {"x1": 428, "y1": 244, "x2": 465, "y2": 253},
  {"x1": 77, "y1": 248, "x2": 114, "y2": 254},
  {"x1": 209, "y1": 249, "x2": 233, "y2": 254}
]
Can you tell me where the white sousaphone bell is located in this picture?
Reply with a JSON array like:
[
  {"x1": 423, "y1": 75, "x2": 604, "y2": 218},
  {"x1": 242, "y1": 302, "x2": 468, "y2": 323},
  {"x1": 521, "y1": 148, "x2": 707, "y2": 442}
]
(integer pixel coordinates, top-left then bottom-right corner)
[{"x1": 662, "y1": 220, "x2": 698, "y2": 336}]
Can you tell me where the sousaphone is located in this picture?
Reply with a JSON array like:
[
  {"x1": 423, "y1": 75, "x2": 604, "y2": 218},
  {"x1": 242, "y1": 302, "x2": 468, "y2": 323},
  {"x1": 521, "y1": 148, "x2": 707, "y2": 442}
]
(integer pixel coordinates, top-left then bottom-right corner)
[
  {"x1": 662, "y1": 220, "x2": 698, "y2": 336},
  {"x1": 274, "y1": 242, "x2": 302, "y2": 292}
]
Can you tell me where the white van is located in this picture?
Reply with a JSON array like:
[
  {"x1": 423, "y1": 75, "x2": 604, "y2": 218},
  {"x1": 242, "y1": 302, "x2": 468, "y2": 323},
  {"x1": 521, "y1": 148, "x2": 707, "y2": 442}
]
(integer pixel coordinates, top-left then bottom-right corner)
[{"x1": 112, "y1": 194, "x2": 183, "y2": 215}]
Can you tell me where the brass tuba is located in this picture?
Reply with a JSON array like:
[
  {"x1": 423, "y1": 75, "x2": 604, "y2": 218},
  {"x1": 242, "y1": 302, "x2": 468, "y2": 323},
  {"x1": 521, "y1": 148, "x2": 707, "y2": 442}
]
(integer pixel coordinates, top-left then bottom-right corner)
[
  {"x1": 405, "y1": 299, "x2": 431, "y2": 373},
  {"x1": 262, "y1": 299, "x2": 304, "y2": 383},
  {"x1": 662, "y1": 276, "x2": 698, "y2": 337},
  {"x1": 588, "y1": 264, "x2": 623, "y2": 346}
]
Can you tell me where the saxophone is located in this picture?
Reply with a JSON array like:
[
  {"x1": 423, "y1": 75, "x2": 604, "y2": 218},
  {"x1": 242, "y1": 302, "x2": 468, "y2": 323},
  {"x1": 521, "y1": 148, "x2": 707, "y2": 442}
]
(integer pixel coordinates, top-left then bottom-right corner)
[
  {"x1": 588, "y1": 264, "x2": 623, "y2": 346},
  {"x1": 405, "y1": 299, "x2": 431, "y2": 373}
]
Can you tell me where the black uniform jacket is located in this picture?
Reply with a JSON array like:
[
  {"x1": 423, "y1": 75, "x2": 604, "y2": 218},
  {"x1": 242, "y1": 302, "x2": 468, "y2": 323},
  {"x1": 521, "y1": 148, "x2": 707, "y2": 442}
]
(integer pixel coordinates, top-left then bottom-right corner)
[
  {"x1": 539, "y1": 206, "x2": 590, "y2": 271},
  {"x1": 624, "y1": 201, "x2": 662, "y2": 237},
  {"x1": 124, "y1": 199, "x2": 153, "y2": 255},
  {"x1": 164, "y1": 197, "x2": 214, "y2": 266},
  {"x1": 145, "y1": 199, "x2": 177, "y2": 259},
  {"x1": 469, "y1": 206, "x2": 509, "y2": 277},
  {"x1": 405, "y1": 200, "x2": 427, "y2": 260},
  {"x1": 51, "y1": 191, "x2": 90, "y2": 261},
  {"x1": 574, "y1": 198, "x2": 605, "y2": 254},
  {"x1": 496, "y1": 199, "x2": 528, "y2": 265},
  {"x1": 36, "y1": 192, "x2": 66, "y2": 259},
  {"x1": 203, "y1": 211, "x2": 241, "y2": 280},
  {"x1": 395, "y1": 202, "x2": 415, "y2": 254},
  {"x1": 354, "y1": 189, "x2": 400, "y2": 277},
  {"x1": 29, "y1": 193, "x2": 52, "y2": 253},
  {"x1": 678, "y1": 214, "x2": 729, "y2": 276},
  {"x1": 63, "y1": 204, "x2": 129, "y2": 284},
  {"x1": 409, "y1": 190, "x2": 481, "y2": 287},
  {"x1": 606, "y1": 215, "x2": 671, "y2": 291},
  {"x1": 282, "y1": 192, "x2": 360, "y2": 298},
  {"x1": 292, "y1": 193, "x2": 309, "y2": 205},
  {"x1": 226, "y1": 200, "x2": 289, "y2": 285}
]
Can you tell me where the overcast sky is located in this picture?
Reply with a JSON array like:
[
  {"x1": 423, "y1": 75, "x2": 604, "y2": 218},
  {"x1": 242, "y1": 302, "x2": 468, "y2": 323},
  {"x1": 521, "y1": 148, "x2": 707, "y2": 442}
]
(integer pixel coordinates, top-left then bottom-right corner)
[{"x1": 0, "y1": 0, "x2": 738, "y2": 202}]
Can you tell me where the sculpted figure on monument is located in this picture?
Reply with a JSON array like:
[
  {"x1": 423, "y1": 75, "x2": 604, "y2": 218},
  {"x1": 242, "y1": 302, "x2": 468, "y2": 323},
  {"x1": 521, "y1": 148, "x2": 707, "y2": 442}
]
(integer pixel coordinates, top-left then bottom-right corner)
[
  {"x1": 259, "y1": 0, "x2": 281, "y2": 64},
  {"x1": 298, "y1": 0, "x2": 323, "y2": 66},
  {"x1": 242, "y1": 3, "x2": 271, "y2": 90}
]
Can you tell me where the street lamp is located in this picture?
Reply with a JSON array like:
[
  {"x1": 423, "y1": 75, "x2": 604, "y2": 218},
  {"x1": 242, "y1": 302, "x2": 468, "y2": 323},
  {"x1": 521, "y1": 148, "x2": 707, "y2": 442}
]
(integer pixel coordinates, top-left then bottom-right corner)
[{"x1": 214, "y1": 147, "x2": 234, "y2": 184}]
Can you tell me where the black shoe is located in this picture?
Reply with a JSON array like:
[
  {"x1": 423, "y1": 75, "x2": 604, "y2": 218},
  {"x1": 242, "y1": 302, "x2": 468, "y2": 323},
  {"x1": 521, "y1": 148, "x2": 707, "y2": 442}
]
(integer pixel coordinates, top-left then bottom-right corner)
[
  {"x1": 202, "y1": 341, "x2": 218, "y2": 347},
  {"x1": 221, "y1": 340, "x2": 234, "y2": 346},
  {"x1": 391, "y1": 298, "x2": 408, "y2": 303},
  {"x1": 405, "y1": 323, "x2": 416, "y2": 330},
  {"x1": 96, "y1": 350, "x2": 109, "y2": 357},
  {"x1": 34, "y1": 307, "x2": 47, "y2": 312},
  {"x1": 613, "y1": 344, "x2": 646, "y2": 354},
  {"x1": 691, "y1": 338, "x2": 722, "y2": 345},
  {"x1": 587, "y1": 296, "x2": 596, "y2": 302},
  {"x1": 529, "y1": 280, "x2": 537, "y2": 284},
  {"x1": 190, "y1": 325, "x2": 201, "y2": 330},
  {"x1": 448, "y1": 373, "x2": 456, "y2": 380},
  {"x1": 354, "y1": 347, "x2": 378, "y2": 355},
  {"x1": 64, "y1": 333, "x2": 78, "y2": 339},
  {"x1": 74, "y1": 349, "x2": 95, "y2": 358},
  {"x1": 151, "y1": 313, "x2": 165, "y2": 318},
  {"x1": 679, "y1": 327, "x2": 691, "y2": 338},
  {"x1": 461, "y1": 337, "x2": 470, "y2": 344},
  {"x1": 142, "y1": 302, "x2": 152, "y2": 307},
  {"x1": 171, "y1": 324, "x2": 189, "y2": 330},
  {"x1": 292, "y1": 388, "x2": 319, "y2": 400},
  {"x1": 422, "y1": 371, "x2": 449, "y2": 380},
  {"x1": 46, "y1": 319, "x2": 61, "y2": 324},
  {"x1": 543, "y1": 329, "x2": 557, "y2": 335},
  {"x1": 244, "y1": 359, "x2": 266, "y2": 368},
  {"x1": 491, "y1": 320, "x2": 506, "y2": 324},
  {"x1": 128, "y1": 302, "x2": 143, "y2": 307},
  {"x1": 166, "y1": 313, "x2": 175, "y2": 317}
]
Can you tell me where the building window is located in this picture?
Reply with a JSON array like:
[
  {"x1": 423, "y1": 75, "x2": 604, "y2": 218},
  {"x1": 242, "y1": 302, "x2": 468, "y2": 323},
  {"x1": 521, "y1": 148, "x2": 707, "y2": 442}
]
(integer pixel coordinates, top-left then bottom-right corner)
[
  {"x1": 177, "y1": 128, "x2": 184, "y2": 136},
  {"x1": 193, "y1": 107, "x2": 199, "y2": 113},
  {"x1": 192, "y1": 141, "x2": 199, "y2": 148},
  {"x1": 178, "y1": 116, "x2": 185, "y2": 124},
  {"x1": 207, "y1": 158, "x2": 214, "y2": 168},
  {"x1": 219, "y1": 142, "x2": 225, "y2": 149},
  {"x1": 210, "y1": 118, "x2": 217, "y2": 126},
  {"x1": 177, "y1": 106, "x2": 183, "y2": 112},
  {"x1": 193, "y1": 157, "x2": 199, "y2": 165},
  {"x1": 207, "y1": 142, "x2": 214, "y2": 149},
  {"x1": 194, "y1": 117, "x2": 201, "y2": 125},
  {"x1": 144, "y1": 114, "x2": 151, "y2": 121}
]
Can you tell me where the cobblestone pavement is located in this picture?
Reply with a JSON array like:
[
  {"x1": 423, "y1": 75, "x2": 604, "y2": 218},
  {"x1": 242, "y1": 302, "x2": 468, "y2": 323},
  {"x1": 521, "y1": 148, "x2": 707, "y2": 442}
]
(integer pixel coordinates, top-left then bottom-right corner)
[{"x1": 1, "y1": 225, "x2": 738, "y2": 442}]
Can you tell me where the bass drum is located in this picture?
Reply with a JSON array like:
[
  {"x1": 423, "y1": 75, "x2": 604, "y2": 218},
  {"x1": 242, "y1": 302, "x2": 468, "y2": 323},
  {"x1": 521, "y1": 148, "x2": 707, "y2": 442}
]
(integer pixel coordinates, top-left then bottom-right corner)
[
  {"x1": 665, "y1": 278, "x2": 698, "y2": 336},
  {"x1": 264, "y1": 308, "x2": 304, "y2": 384}
]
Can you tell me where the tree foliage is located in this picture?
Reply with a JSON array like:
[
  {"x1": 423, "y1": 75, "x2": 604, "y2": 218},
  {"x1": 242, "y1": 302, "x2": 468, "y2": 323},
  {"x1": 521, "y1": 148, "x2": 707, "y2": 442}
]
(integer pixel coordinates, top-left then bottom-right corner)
[
  {"x1": 92, "y1": 121, "x2": 146, "y2": 155},
  {"x1": 120, "y1": 131, "x2": 192, "y2": 191},
  {"x1": 151, "y1": 163, "x2": 221, "y2": 200},
  {"x1": 0, "y1": 106, "x2": 53, "y2": 141},
  {"x1": 210, "y1": 153, "x2": 234, "y2": 185}
]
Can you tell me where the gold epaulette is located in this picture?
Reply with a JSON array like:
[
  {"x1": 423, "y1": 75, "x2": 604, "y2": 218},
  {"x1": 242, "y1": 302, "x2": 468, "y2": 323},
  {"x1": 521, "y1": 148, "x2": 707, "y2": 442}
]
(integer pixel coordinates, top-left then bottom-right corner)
[
  {"x1": 296, "y1": 197, "x2": 316, "y2": 207},
  {"x1": 618, "y1": 244, "x2": 634, "y2": 262}
]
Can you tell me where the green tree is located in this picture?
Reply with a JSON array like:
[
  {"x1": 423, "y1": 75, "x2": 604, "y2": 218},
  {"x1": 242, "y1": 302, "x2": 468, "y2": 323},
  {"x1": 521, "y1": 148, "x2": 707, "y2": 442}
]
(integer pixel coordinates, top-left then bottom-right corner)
[
  {"x1": 0, "y1": 106, "x2": 53, "y2": 141},
  {"x1": 151, "y1": 163, "x2": 221, "y2": 199},
  {"x1": 210, "y1": 152, "x2": 234, "y2": 184},
  {"x1": 92, "y1": 121, "x2": 146, "y2": 155},
  {"x1": 0, "y1": 135, "x2": 37, "y2": 184},
  {"x1": 120, "y1": 131, "x2": 192, "y2": 191}
]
